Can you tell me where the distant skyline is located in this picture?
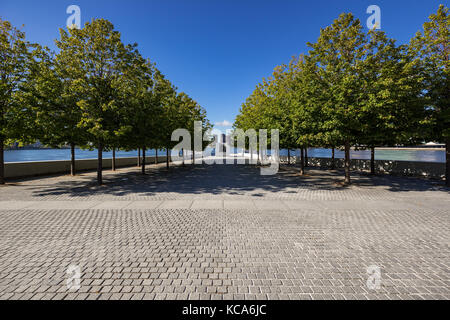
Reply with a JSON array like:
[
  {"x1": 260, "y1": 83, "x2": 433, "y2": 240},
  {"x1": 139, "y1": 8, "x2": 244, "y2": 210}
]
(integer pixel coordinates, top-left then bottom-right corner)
[{"x1": 1, "y1": 0, "x2": 446, "y2": 129}]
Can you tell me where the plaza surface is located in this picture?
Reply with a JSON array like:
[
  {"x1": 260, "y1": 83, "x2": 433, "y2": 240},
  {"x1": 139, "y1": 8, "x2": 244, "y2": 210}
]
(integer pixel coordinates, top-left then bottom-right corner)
[{"x1": 0, "y1": 162, "x2": 449, "y2": 300}]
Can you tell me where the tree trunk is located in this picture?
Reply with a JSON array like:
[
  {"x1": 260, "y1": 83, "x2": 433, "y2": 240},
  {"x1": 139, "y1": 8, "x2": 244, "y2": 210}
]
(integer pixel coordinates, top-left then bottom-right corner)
[
  {"x1": 181, "y1": 148, "x2": 185, "y2": 166},
  {"x1": 155, "y1": 149, "x2": 158, "y2": 164},
  {"x1": 112, "y1": 147, "x2": 116, "y2": 171},
  {"x1": 97, "y1": 142, "x2": 103, "y2": 185},
  {"x1": 192, "y1": 149, "x2": 195, "y2": 165},
  {"x1": 137, "y1": 148, "x2": 141, "y2": 167},
  {"x1": 166, "y1": 148, "x2": 170, "y2": 169},
  {"x1": 370, "y1": 146, "x2": 375, "y2": 175},
  {"x1": 331, "y1": 147, "x2": 335, "y2": 170},
  {"x1": 0, "y1": 137, "x2": 4, "y2": 185},
  {"x1": 446, "y1": 138, "x2": 450, "y2": 187},
  {"x1": 287, "y1": 149, "x2": 291, "y2": 165},
  {"x1": 300, "y1": 148, "x2": 305, "y2": 175},
  {"x1": 142, "y1": 147, "x2": 146, "y2": 175},
  {"x1": 305, "y1": 148, "x2": 308, "y2": 167},
  {"x1": 344, "y1": 141, "x2": 351, "y2": 184},
  {"x1": 70, "y1": 143, "x2": 76, "y2": 176}
]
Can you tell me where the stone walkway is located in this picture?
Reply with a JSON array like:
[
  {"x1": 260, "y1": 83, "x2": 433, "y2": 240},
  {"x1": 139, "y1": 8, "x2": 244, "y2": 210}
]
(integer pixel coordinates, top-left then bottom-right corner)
[{"x1": 0, "y1": 163, "x2": 449, "y2": 300}]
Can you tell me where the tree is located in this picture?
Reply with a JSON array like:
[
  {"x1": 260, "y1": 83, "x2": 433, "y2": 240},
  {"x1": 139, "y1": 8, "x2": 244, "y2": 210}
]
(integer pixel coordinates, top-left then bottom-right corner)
[
  {"x1": 411, "y1": 5, "x2": 449, "y2": 186},
  {"x1": 356, "y1": 31, "x2": 425, "y2": 175},
  {"x1": 185, "y1": 96, "x2": 210, "y2": 165},
  {"x1": 0, "y1": 19, "x2": 32, "y2": 184},
  {"x1": 55, "y1": 19, "x2": 138, "y2": 184},
  {"x1": 118, "y1": 57, "x2": 162, "y2": 175},
  {"x1": 157, "y1": 84, "x2": 204, "y2": 170},
  {"x1": 264, "y1": 63, "x2": 298, "y2": 166},
  {"x1": 152, "y1": 73, "x2": 178, "y2": 169},
  {"x1": 235, "y1": 84, "x2": 267, "y2": 163},
  {"x1": 289, "y1": 55, "x2": 329, "y2": 174},
  {"x1": 306, "y1": 13, "x2": 378, "y2": 184},
  {"x1": 20, "y1": 45, "x2": 89, "y2": 176}
]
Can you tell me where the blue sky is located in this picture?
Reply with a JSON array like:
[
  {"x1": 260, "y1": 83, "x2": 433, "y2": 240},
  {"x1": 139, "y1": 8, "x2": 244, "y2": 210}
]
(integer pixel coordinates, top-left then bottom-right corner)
[{"x1": 0, "y1": 0, "x2": 447, "y2": 128}]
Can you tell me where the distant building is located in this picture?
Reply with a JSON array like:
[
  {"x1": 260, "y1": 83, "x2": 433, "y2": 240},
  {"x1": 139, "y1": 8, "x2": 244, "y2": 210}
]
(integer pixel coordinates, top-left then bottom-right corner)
[
  {"x1": 418, "y1": 142, "x2": 445, "y2": 148},
  {"x1": 29, "y1": 141, "x2": 43, "y2": 148},
  {"x1": 8, "y1": 140, "x2": 43, "y2": 150}
]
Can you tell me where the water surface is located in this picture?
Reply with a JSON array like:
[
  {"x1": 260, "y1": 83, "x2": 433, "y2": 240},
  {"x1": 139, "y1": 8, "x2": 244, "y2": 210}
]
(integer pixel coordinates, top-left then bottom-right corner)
[
  {"x1": 4, "y1": 148, "x2": 160, "y2": 163},
  {"x1": 5, "y1": 147, "x2": 445, "y2": 163},
  {"x1": 279, "y1": 148, "x2": 445, "y2": 163}
]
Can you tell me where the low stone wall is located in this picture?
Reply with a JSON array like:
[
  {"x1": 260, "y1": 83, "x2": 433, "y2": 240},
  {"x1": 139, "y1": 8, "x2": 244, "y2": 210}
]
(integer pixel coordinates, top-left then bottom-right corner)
[
  {"x1": 4, "y1": 156, "x2": 170, "y2": 179},
  {"x1": 279, "y1": 156, "x2": 445, "y2": 179}
]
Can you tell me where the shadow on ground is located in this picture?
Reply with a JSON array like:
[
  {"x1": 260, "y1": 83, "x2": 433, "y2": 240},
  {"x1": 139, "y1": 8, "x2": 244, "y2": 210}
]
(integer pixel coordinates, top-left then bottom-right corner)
[{"x1": 19, "y1": 163, "x2": 449, "y2": 199}]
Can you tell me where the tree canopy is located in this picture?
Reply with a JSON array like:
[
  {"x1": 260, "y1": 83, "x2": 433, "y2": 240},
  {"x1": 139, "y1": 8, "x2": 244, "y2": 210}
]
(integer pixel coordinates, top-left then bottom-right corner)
[
  {"x1": 234, "y1": 6, "x2": 449, "y2": 185},
  {"x1": 0, "y1": 18, "x2": 211, "y2": 184}
]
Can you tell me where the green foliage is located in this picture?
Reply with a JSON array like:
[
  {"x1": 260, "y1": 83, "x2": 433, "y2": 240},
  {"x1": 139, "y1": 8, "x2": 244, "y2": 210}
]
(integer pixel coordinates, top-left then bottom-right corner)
[
  {"x1": 234, "y1": 8, "x2": 448, "y2": 183},
  {"x1": 411, "y1": 4, "x2": 449, "y2": 140},
  {"x1": 234, "y1": 11, "x2": 437, "y2": 151},
  {"x1": 55, "y1": 19, "x2": 135, "y2": 147},
  {"x1": 1, "y1": 17, "x2": 211, "y2": 183},
  {"x1": 2, "y1": 5, "x2": 448, "y2": 185},
  {"x1": 0, "y1": 18, "x2": 33, "y2": 145}
]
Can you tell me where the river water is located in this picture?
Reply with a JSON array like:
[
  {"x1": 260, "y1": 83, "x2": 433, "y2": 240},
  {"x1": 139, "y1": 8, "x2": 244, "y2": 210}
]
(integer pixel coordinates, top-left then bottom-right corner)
[
  {"x1": 4, "y1": 148, "x2": 445, "y2": 163},
  {"x1": 279, "y1": 148, "x2": 445, "y2": 163}
]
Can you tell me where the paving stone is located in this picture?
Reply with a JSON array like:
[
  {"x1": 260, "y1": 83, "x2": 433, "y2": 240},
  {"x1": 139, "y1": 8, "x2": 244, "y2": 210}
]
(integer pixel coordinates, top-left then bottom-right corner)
[
  {"x1": 125, "y1": 201, "x2": 163, "y2": 209},
  {"x1": 191, "y1": 200, "x2": 223, "y2": 210},
  {"x1": 158, "y1": 200, "x2": 193, "y2": 209},
  {"x1": 0, "y1": 164, "x2": 448, "y2": 300}
]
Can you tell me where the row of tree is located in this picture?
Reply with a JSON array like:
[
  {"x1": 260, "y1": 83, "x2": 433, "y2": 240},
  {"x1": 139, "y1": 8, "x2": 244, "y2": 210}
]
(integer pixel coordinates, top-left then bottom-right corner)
[
  {"x1": 0, "y1": 18, "x2": 211, "y2": 185},
  {"x1": 234, "y1": 5, "x2": 449, "y2": 186}
]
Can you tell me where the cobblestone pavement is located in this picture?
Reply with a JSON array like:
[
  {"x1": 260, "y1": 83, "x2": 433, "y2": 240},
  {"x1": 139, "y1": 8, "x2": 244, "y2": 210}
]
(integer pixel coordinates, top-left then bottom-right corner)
[{"x1": 0, "y1": 164, "x2": 449, "y2": 300}]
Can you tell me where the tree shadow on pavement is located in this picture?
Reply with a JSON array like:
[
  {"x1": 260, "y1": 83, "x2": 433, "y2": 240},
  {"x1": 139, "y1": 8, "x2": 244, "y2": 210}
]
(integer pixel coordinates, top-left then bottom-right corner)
[{"x1": 21, "y1": 163, "x2": 448, "y2": 199}]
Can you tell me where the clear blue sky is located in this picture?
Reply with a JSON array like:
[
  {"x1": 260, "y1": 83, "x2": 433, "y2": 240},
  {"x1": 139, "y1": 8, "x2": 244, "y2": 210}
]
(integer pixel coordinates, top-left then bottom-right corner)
[{"x1": 1, "y1": 0, "x2": 447, "y2": 128}]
